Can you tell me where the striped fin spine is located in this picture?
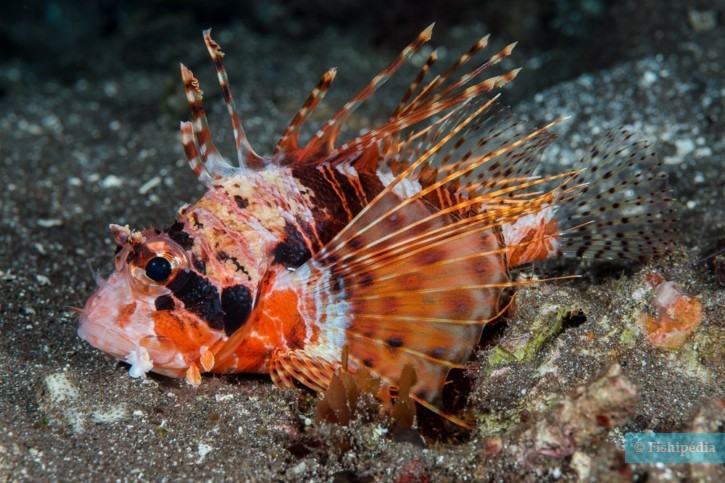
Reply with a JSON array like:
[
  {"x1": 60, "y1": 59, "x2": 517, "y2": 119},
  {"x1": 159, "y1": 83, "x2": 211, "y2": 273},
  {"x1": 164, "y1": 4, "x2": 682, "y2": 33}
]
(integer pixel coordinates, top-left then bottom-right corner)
[
  {"x1": 271, "y1": 23, "x2": 434, "y2": 163},
  {"x1": 271, "y1": 25, "x2": 522, "y2": 173},
  {"x1": 203, "y1": 30, "x2": 266, "y2": 169},
  {"x1": 179, "y1": 63, "x2": 236, "y2": 185},
  {"x1": 309, "y1": 24, "x2": 435, "y2": 154},
  {"x1": 326, "y1": 64, "x2": 522, "y2": 169},
  {"x1": 400, "y1": 40, "x2": 516, "y2": 119},
  {"x1": 388, "y1": 103, "x2": 558, "y2": 216},
  {"x1": 359, "y1": 38, "x2": 518, "y2": 173},
  {"x1": 274, "y1": 68, "x2": 338, "y2": 157},
  {"x1": 179, "y1": 32, "x2": 268, "y2": 186},
  {"x1": 389, "y1": 48, "x2": 440, "y2": 121}
]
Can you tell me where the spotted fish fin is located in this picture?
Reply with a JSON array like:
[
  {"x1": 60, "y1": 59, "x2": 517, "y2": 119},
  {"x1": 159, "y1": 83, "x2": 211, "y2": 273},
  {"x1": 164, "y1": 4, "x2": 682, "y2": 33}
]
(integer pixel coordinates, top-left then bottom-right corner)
[
  {"x1": 553, "y1": 127, "x2": 678, "y2": 262},
  {"x1": 386, "y1": 103, "x2": 558, "y2": 215},
  {"x1": 277, "y1": 187, "x2": 559, "y2": 427},
  {"x1": 299, "y1": 196, "x2": 510, "y2": 426},
  {"x1": 267, "y1": 108, "x2": 576, "y2": 428}
]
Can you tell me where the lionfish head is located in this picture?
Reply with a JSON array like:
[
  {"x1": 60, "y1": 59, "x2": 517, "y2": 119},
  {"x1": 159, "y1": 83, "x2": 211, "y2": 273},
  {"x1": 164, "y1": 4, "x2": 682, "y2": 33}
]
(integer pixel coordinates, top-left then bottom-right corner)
[{"x1": 78, "y1": 223, "x2": 234, "y2": 382}]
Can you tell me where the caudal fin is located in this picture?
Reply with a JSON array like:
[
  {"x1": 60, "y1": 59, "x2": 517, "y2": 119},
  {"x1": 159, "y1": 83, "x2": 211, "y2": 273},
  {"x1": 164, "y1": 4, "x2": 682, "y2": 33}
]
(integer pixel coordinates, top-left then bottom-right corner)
[{"x1": 555, "y1": 128, "x2": 678, "y2": 262}]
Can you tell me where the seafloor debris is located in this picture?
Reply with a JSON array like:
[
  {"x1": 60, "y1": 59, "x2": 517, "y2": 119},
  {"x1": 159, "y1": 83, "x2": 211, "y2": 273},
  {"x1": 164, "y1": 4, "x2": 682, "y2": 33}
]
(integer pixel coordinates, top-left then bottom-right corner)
[
  {"x1": 639, "y1": 280, "x2": 703, "y2": 349},
  {"x1": 314, "y1": 366, "x2": 380, "y2": 427},
  {"x1": 505, "y1": 364, "x2": 637, "y2": 464},
  {"x1": 702, "y1": 238, "x2": 725, "y2": 286}
]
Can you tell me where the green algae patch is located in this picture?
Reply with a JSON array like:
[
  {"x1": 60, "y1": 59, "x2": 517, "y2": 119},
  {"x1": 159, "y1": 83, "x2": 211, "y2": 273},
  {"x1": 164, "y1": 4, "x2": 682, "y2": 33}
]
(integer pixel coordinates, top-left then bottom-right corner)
[
  {"x1": 618, "y1": 326, "x2": 639, "y2": 348},
  {"x1": 485, "y1": 304, "x2": 566, "y2": 373}
]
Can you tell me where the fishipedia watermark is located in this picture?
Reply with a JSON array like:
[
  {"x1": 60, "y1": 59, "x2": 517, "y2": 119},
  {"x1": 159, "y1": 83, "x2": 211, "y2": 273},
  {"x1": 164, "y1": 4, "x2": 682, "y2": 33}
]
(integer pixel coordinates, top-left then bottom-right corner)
[{"x1": 625, "y1": 433, "x2": 724, "y2": 464}]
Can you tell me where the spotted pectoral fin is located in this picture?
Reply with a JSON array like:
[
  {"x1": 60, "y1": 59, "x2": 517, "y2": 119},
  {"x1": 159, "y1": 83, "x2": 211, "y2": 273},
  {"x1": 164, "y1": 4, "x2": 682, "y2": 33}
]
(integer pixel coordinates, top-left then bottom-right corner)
[
  {"x1": 283, "y1": 183, "x2": 528, "y2": 428},
  {"x1": 281, "y1": 101, "x2": 575, "y2": 427}
]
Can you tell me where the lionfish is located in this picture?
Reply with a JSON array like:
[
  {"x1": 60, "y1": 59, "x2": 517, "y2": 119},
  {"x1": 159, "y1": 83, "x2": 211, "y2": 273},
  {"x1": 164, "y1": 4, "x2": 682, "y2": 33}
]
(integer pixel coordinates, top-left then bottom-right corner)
[{"x1": 78, "y1": 25, "x2": 677, "y2": 427}]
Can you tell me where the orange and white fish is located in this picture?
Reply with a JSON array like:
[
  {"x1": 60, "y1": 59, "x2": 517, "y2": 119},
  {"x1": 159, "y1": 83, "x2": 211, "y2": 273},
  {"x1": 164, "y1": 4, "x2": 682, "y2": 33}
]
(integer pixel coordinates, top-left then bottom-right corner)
[{"x1": 78, "y1": 26, "x2": 677, "y2": 427}]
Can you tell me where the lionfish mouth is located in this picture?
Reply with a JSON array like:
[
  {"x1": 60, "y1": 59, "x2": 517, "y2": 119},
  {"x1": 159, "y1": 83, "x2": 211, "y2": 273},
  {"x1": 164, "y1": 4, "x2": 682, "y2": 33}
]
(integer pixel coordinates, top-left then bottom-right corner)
[{"x1": 77, "y1": 271, "x2": 146, "y2": 359}]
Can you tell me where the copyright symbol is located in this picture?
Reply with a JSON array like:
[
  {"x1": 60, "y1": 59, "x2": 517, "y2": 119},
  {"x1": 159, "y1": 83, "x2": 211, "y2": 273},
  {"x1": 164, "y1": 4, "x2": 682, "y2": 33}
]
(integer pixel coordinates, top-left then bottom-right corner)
[{"x1": 633, "y1": 442, "x2": 645, "y2": 453}]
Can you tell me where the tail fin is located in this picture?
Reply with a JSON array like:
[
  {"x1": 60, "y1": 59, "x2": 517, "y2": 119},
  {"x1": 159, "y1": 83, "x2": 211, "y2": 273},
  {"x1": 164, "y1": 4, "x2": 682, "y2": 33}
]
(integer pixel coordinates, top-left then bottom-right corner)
[{"x1": 555, "y1": 128, "x2": 678, "y2": 262}]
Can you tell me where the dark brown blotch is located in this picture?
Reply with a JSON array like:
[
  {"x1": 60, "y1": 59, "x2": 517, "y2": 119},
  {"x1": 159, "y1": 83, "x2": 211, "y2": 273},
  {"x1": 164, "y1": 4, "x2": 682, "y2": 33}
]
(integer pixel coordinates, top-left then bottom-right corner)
[
  {"x1": 221, "y1": 284, "x2": 253, "y2": 336},
  {"x1": 387, "y1": 337, "x2": 404, "y2": 348},
  {"x1": 418, "y1": 249, "x2": 444, "y2": 266},
  {"x1": 168, "y1": 269, "x2": 224, "y2": 330},
  {"x1": 165, "y1": 222, "x2": 194, "y2": 250},
  {"x1": 192, "y1": 255, "x2": 207, "y2": 274},
  {"x1": 428, "y1": 347, "x2": 447, "y2": 360},
  {"x1": 234, "y1": 195, "x2": 249, "y2": 210},
  {"x1": 348, "y1": 235, "x2": 364, "y2": 250},
  {"x1": 357, "y1": 272, "x2": 374, "y2": 288},
  {"x1": 272, "y1": 222, "x2": 311, "y2": 268},
  {"x1": 154, "y1": 295, "x2": 175, "y2": 311}
]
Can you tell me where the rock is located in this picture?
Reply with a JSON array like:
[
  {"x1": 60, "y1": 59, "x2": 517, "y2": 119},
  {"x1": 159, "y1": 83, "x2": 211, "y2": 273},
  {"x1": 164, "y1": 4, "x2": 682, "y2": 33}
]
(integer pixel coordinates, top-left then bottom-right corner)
[{"x1": 511, "y1": 364, "x2": 637, "y2": 462}]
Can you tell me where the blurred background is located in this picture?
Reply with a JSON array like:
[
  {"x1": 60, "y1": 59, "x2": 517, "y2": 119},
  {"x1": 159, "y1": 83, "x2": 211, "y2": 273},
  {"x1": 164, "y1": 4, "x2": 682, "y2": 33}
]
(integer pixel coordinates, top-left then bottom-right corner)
[{"x1": 2, "y1": 0, "x2": 721, "y2": 99}]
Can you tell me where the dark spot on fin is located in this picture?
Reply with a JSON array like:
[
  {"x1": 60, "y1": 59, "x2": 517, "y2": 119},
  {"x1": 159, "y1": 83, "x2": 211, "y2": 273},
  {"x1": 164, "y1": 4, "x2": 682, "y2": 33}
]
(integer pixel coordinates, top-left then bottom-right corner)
[
  {"x1": 348, "y1": 236, "x2": 363, "y2": 250},
  {"x1": 221, "y1": 284, "x2": 253, "y2": 336},
  {"x1": 154, "y1": 295, "x2": 175, "y2": 311},
  {"x1": 429, "y1": 347, "x2": 446, "y2": 359},
  {"x1": 272, "y1": 222, "x2": 311, "y2": 268},
  {"x1": 387, "y1": 337, "x2": 404, "y2": 348},
  {"x1": 331, "y1": 276, "x2": 343, "y2": 293},
  {"x1": 357, "y1": 272, "x2": 373, "y2": 287},
  {"x1": 167, "y1": 269, "x2": 223, "y2": 330}
]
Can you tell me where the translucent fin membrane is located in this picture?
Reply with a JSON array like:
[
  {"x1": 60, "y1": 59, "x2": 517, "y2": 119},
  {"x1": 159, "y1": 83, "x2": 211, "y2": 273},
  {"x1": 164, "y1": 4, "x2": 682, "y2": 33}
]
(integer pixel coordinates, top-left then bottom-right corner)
[{"x1": 555, "y1": 128, "x2": 678, "y2": 262}]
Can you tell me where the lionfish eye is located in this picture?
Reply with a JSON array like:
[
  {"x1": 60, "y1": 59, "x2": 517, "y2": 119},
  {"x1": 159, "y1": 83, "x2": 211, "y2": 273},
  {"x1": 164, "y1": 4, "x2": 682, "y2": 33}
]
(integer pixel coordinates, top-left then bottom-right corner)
[
  {"x1": 145, "y1": 257, "x2": 172, "y2": 282},
  {"x1": 127, "y1": 237, "x2": 188, "y2": 294}
]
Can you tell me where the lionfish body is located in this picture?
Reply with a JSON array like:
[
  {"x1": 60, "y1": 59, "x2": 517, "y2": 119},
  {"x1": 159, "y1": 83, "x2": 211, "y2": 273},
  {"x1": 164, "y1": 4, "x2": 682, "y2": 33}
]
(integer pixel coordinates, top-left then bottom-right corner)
[{"x1": 79, "y1": 26, "x2": 676, "y2": 427}]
